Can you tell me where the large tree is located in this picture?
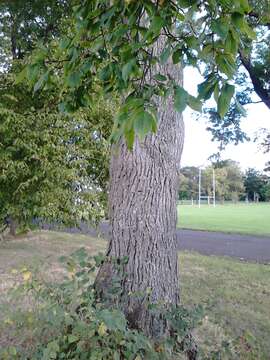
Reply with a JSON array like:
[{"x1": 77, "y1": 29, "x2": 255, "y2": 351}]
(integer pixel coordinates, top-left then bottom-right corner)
[
  {"x1": 179, "y1": 166, "x2": 199, "y2": 200},
  {"x1": 0, "y1": 1, "x2": 113, "y2": 235},
  {"x1": 19, "y1": 0, "x2": 253, "y2": 338},
  {"x1": 244, "y1": 168, "x2": 269, "y2": 201}
]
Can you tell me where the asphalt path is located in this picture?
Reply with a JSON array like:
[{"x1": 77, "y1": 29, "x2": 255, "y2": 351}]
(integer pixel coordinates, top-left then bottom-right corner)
[{"x1": 42, "y1": 222, "x2": 270, "y2": 264}]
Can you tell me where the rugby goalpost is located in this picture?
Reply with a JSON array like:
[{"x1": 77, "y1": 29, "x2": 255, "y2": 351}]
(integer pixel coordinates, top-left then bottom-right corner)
[{"x1": 198, "y1": 167, "x2": 216, "y2": 208}]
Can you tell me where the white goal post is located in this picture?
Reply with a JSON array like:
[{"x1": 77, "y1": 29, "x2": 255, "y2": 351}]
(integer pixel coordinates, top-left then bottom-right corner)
[{"x1": 198, "y1": 167, "x2": 216, "y2": 208}]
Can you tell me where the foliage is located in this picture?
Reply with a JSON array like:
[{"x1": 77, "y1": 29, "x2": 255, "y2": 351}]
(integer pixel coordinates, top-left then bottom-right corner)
[
  {"x1": 179, "y1": 160, "x2": 245, "y2": 202},
  {"x1": 0, "y1": 1, "x2": 114, "y2": 232},
  {"x1": 18, "y1": 0, "x2": 256, "y2": 147},
  {"x1": 244, "y1": 168, "x2": 269, "y2": 201},
  {"x1": 0, "y1": 94, "x2": 112, "y2": 230},
  {"x1": 0, "y1": 248, "x2": 205, "y2": 360},
  {"x1": 179, "y1": 167, "x2": 200, "y2": 200},
  {"x1": 203, "y1": 0, "x2": 270, "y2": 151},
  {"x1": 0, "y1": 0, "x2": 71, "y2": 68}
]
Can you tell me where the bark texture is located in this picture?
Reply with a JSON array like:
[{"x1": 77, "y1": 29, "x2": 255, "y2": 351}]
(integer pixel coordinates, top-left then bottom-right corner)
[
  {"x1": 8, "y1": 217, "x2": 17, "y2": 236},
  {"x1": 96, "y1": 39, "x2": 185, "y2": 338}
]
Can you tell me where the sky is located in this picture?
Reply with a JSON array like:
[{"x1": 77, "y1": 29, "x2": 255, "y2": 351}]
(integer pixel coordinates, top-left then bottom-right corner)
[{"x1": 181, "y1": 68, "x2": 269, "y2": 171}]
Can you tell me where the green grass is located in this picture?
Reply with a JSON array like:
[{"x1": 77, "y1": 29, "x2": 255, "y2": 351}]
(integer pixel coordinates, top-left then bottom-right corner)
[
  {"x1": 180, "y1": 252, "x2": 270, "y2": 358},
  {"x1": 178, "y1": 203, "x2": 270, "y2": 236},
  {"x1": 1, "y1": 231, "x2": 270, "y2": 358}
]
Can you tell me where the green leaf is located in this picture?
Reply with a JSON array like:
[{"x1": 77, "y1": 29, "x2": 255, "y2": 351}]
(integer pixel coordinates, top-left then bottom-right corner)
[
  {"x1": 33, "y1": 70, "x2": 50, "y2": 93},
  {"x1": 9, "y1": 347, "x2": 17, "y2": 356},
  {"x1": 133, "y1": 110, "x2": 157, "y2": 140},
  {"x1": 59, "y1": 37, "x2": 71, "y2": 50},
  {"x1": 125, "y1": 128, "x2": 135, "y2": 149},
  {"x1": 225, "y1": 31, "x2": 238, "y2": 54},
  {"x1": 15, "y1": 67, "x2": 27, "y2": 84},
  {"x1": 187, "y1": 95, "x2": 202, "y2": 112},
  {"x1": 160, "y1": 46, "x2": 171, "y2": 65},
  {"x1": 198, "y1": 75, "x2": 218, "y2": 100},
  {"x1": 216, "y1": 53, "x2": 236, "y2": 78},
  {"x1": 149, "y1": 16, "x2": 164, "y2": 34},
  {"x1": 232, "y1": 12, "x2": 245, "y2": 30},
  {"x1": 235, "y1": 98, "x2": 247, "y2": 116},
  {"x1": 153, "y1": 74, "x2": 167, "y2": 82},
  {"x1": 122, "y1": 59, "x2": 136, "y2": 82},
  {"x1": 68, "y1": 335, "x2": 79, "y2": 344},
  {"x1": 174, "y1": 86, "x2": 188, "y2": 113},
  {"x1": 243, "y1": 23, "x2": 256, "y2": 40},
  {"x1": 99, "y1": 309, "x2": 127, "y2": 331},
  {"x1": 66, "y1": 71, "x2": 82, "y2": 88},
  {"x1": 214, "y1": 83, "x2": 220, "y2": 103},
  {"x1": 218, "y1": 83, "x2": 235, "y2": 118},
  {"x1": 172, "y1": 49, "x2": 183, "y2": 64},
  {"x1": 178, "y1": 0, "x2": 197, "y2": 8},
  {"x1": 238, "y1": 0, "x2": 250, "y2": 13},
  {"x1": 200, "y1": 44, "x2": 214, "y2": 60},
  {"x1": 211, "y1": 17, "x2": 229, "y2": 40}
]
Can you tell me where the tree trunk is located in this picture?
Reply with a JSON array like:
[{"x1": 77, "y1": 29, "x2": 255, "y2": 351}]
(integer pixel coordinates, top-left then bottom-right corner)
[
  {"x1": 9, "y1": 217, "x2": 17, "y2": 236},
  {"x1": 96, "y1": 39, "x2": 184, "y2": 338}
]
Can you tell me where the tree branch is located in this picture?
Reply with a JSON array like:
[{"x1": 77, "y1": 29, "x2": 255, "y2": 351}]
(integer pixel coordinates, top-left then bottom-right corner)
[
  {"x1": 248, "y1": 11, "x2": 270, "y2": 30},
  {"x1": 239, "y1": 51, "x2": 270, "y2": 110}
]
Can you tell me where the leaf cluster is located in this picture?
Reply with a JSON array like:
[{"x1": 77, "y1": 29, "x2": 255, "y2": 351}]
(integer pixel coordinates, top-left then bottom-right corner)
[
  {"x1": 0, "y1": 72, "x2": 113, "y2": 229},
  {"x1": 20, "y1": 0, "x2": 256, "y2": 147}
]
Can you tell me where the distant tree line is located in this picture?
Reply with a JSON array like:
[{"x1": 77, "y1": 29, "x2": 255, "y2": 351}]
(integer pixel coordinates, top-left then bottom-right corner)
[{"x1": 179, "y1": 160, "x2": 270, "y2": 202}]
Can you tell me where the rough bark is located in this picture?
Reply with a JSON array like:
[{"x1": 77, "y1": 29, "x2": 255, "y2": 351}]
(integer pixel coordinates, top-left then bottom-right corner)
[
  {"x1": 96, "y1": 39, "x2": 184, "y2": 338},
  {"x1": 9, "y1": 217, "x2": 17, "y2": 236}
]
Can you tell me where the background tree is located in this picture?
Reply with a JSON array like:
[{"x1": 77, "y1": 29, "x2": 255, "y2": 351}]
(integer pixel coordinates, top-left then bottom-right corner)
[
  {"x1": 0, "y1": 0, "x2": 70, "y2": 67},
  {"x1": 262, "y1": 182, "x2": 270, "y2": 201},
  {"x1": 0, "y1": 1, "x2": 113, "y2": 235},
  {"x1": 179, "y1": 161, "x2": 244, "y2": 203},
  {"x1": 0, "y1": 92, "x2": 113, "y2": 234},
  {"x1": 244, "y1": 168, "x2": 269, "y2": 201},
  {"x1": 213, "y1": 160, "x2": 244, "y2": 202},
  {"x1": 179, "y1": 166, "x2": 200, "y2": 200}
]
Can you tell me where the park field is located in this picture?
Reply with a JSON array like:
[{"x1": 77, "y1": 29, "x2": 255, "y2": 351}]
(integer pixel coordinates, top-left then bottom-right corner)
[
  {"x1": 0, "y1": 231, "x2": 270, "y2": 359},
  {"x1": 177, "y1": 203, "x2": 270, "y2": 236}
]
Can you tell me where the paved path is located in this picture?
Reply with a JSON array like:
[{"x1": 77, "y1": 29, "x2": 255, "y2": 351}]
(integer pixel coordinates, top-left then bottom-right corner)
[
  {"x1": 178, "y1": 229, "x2": 270, "y2": 263},
  {"x1": 42, "y1": 222, "x2": 270, "y2": 263}
]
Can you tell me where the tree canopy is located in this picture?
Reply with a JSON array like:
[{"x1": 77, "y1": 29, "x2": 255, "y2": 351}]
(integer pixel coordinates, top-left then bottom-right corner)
[
  {"x1": 18, "y1": 0, "x2": 256, "y2": 148},
  {"x1": 203, "y1": 0, "x2": 270, "y2": 152}
]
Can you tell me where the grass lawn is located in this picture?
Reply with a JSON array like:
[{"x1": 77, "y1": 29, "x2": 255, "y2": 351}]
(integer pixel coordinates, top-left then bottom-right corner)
[
  {"x1": 177, "y1": 203, "x2": 270, "y2": 236},
  {"x1": 1, "y1": 231, "x2": 270, "y2": 358}
]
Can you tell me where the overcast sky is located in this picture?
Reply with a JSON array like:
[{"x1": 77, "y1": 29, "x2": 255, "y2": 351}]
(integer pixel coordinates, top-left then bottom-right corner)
[{"x1": 181, "y1": 68, "x2": 269, "y2": 171}]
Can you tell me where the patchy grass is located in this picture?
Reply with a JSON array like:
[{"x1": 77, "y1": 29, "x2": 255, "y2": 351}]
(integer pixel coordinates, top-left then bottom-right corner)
[
  {"x1": 1, "y1": 231, "x2": 270, "y2": 358},
  {"x1": 177, "y1": 203, "x2": 270, "y2": 236},
  {"x1": 180, "y1": 252, "x2": 270, "y2": 358},
  {"x1": 0, "y1": 231, "x2": 105, "y2": 321}
]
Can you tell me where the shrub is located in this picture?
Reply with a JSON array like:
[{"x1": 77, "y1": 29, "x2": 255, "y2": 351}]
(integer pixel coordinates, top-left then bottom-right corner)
[{"x1": 0, "y1": 248, "x2": 247, "y2": 360}]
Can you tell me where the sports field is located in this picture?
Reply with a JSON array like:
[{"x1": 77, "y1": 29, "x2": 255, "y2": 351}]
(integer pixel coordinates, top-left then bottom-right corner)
[{"x1": 177, "y1": 203, "x2": 270, "y2": 236}]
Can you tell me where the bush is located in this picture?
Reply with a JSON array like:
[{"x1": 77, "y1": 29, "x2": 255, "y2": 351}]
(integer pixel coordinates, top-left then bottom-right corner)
[{"x1": 0, "y1": 248, "x2": 247, "y2": 360}]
